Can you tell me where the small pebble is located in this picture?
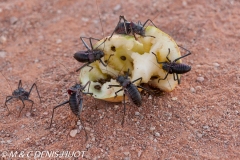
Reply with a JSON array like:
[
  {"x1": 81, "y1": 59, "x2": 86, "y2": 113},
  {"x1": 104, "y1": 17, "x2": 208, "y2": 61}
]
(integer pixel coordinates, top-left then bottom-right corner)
[
  {"x1": 10, "y1": 16, "x2": 18, "y2": 25},
  {"x1": 196, "y1": 65, "x2": 201, "y2": 68},
  {"x1": 0, "y1": 36, "x2": 7, "y2": 44},
  {"x1": 34, "y1": 59, "x2": 39, "y2": 63},
  {"x1": 114, "y1": 105, "x2": 119, "y2": 110},
  {"x1": 189, "y1": 120, "x2": 195, "y2": 125},
  {"x1": 0, "y1": 51, "x2": 7, "y2": 58},
  {"x1": 148, "y1": 95, "x2": 152, "y2": 99},
  {"x1": 70, "y1": 129, "x2": 78, "y2": 137},
  {"x1": 57, "y1": 10, "x2": 62, "y2": 14},
  {"x1": 86, "y1": 143, "x2": 91, "y2": 149},
  {"x1": 78, "y1": 125, "x2": 82, "y2": 132},
  {"x1": 85, "y1": 126, "x2": 91, "y2": 131},
  {"x1": 26, "y1": 112, "x2": 31, "y2": 117},
  {"x1": 56, "y1": 39, "x2": 62, "y2": 44},
  {"x1": 154, "y1": 132, "x2": 160, "y2": 137},
  {"x1": 149, "y1": 135, "x2": 154, "y2": 141},
  {"x1": 43, "y1": 112, "x2": 48, "y2": 115},
  {"x1": 213, "y1": 63, "x2": 220, "y2": 67},
  {"x1": 77, "y1": 120, "x2": 81, "y2": 126},
  {"x1": 113, "y1": 4, "x2": 121, "y2": 11},
  {"x1": 203, "y1": 125, "x2": 210, "y2": 131},
  {"x1": 197, "y1": 133, "x2": 203, "y2": 138},
  {"x1": 197, "y1": 77, "x2": 204, "y2": 82},
  {"x1": 150, "y1": 126, "x2": 155, "y2": 131},
  {"x1": 135, "y1": 111, "x2": 140, "y2": 116},
  {"x1": 182, "y1": 1, "x2": 187, "y2": 6},
  {"x1": 7, "y1": 140, "x2": 12, "y2": 144},
  {"x1": 196, "y1": 86, "x2": 202, "y2": 90},
  {"x1": 81, "y1": 17, "x2": 89, "y2": 22},
  {"x1": 171, "y1": 97, "x2": 178, "y2": 101},
  {"x1": 123, "y1": 152, "x2": 129, "y2": 156},
  {"x1": 190, "y1": 87, "x2": 196, "y2": 93},
  {"x1": 138, "y1": 150, "x2": 142, "y2": 157}
]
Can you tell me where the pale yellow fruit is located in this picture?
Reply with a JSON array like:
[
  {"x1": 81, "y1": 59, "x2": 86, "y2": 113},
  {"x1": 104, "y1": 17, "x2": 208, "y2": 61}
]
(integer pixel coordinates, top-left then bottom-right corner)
[{"x1": 79, "y1": 26, "x2": 181, "y2": 102}]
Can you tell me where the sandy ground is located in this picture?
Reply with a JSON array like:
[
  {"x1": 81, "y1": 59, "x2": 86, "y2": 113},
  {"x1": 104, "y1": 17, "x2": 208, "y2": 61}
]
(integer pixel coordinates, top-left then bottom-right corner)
[{"x1": 0, "y1": 0, "x2": 240, "y2": 159}]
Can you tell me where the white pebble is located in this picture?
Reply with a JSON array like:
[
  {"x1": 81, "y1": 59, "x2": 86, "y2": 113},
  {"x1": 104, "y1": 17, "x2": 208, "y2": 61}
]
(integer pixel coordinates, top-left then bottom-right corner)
[
  {"x1": 56, "y1": 39, "x2": 62, "y2": 44},
  {"x1": 78, "y1": 125, "x2": 82, "y2": 132},
  {"x1": 26, "y1": 112, "x2": 31, "y2": 117},
  {"x1": 190, "y1": 87, "x2": 196, "y2": 93},
  {"x1": 135, "y1": 111, "x2": 140, "y2": 116},
  {"x1": 197, "y1": 77, "x2": 204, "y2": 82},
  {"x1": 150, "y1": 126, "x2": 155, "y2": 131},
  {"x1": 0, "y1": 36, "x2": 7, "y2": 44},
  {"x1": 10, "y1": 16, "x2": 18, "y2": 25},
  {"x1": 77, "y1": 120, "x2": 81, "y2": 126},
  {"x1": 7, "y1": 140, "x2": 12, "y2": 143},
  {"x1": 57, "y1": 10, "x2": 62, "y2": 14},
  {"x1": 213, "y1": 63, "x2": 220, "y2": 67},
  {"x1": 70, "y1": 129, "x2": 78, "y2": 137},
  {"x1": 154, "y1": 132, "x2": 160, "y2": 137},
  {"x1": 81, "y1": 17, "x2": 89, "y2": 22},
  {"x1": 203, "y1": 125, "x2": 210, "y2": 131},
  {"x1": 196, "y1": 86, "x2": 202, "y2": 90},
  {"x1": 113, "y1": 4, "x2": 121, "y2": 11},
  {"x1": 182, "y1": 1, "x2": 187, "y2": 6},
  {"x1": 197, "y1": 133, "x2": 203, "y2": 138},
  {"x1": 0, "y1": 51, "x2": 7, "y2": 58},
  {"x1": 114, "y1": 105, "x2": 119, "y2": 110},
  {"x1": 43, "y1": 112, "x2": 48, "y2": 115},
  {"x1": 171, "y1": 97, "x2": 178, "y2": 101},
  {"x1": 123, "y1": 152, "x2": 129, "y2": 156},
  {"x1": 137, "y1": 150, "x2": 142, "y2": 157},
  {"x1": 148, "y1": 95, "x2": 152, "y2": 99},
  {"x1": 189, "y1": 120, "x2": 195, "y2": 125},
  {"x1": 85, "y1": 126, "x2": 91, "y2": 131}
]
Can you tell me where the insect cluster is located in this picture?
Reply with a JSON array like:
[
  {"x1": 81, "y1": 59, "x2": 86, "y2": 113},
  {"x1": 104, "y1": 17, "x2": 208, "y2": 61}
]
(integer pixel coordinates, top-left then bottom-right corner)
[
  {"x1": 2, "y1": 15, "x2": 191, "y2": 140},
  {"x1": 73, "y1": 15, "x2": 192, "y2": 126}
]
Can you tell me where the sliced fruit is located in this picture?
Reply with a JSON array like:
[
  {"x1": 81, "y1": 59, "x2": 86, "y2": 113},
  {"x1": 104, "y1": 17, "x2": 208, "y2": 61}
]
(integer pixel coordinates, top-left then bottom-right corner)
[{"x1": 79, "y1": 26, "x2": 182, "y2": 102}]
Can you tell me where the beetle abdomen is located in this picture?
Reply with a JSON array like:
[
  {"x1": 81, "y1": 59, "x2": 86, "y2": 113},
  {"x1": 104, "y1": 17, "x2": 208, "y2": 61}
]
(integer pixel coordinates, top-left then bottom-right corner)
[
  {"x1": 69, "y1": 93, "x2": 81, "y2": 116},
  {"x1": 172, "y1": 63, "x2": 191, "y2": 74},
  {"x1": 126, "y1": 84, "x2": 142, "y2": 107},
  {"x1": 74, "y1": 51, "x2": 90, "y2": 62}
]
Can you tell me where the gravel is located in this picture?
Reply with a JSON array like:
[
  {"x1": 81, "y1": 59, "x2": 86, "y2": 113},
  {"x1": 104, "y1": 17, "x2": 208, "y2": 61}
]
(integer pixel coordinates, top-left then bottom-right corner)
[
  {"x1": 213, "y1": 63, "x2": 220, "y2": 67},
  {"x1": 190, "y1": 87, "x2": 196, "y2": 93},
  {"x1": 10, "y1": 16, "x2": 18, "y2": 24},
  {"x1": 197, "y1": 77, "x2": 204, "y2": 82},
  {"x1": 70, "y1": 129, "x2": 78, "y2": 137},
  {"x1": 0, "y1": 51, "x2": 7, "y2": 58},
  {"x1": 154, "y1": 132, "x2": 160, "y2": 137}
]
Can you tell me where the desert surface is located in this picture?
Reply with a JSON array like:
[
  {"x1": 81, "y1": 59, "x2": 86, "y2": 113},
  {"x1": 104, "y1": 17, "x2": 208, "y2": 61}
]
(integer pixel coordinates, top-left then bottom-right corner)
[{"x1": 0, "y1": 0, "x2": 239, "y2": 159}]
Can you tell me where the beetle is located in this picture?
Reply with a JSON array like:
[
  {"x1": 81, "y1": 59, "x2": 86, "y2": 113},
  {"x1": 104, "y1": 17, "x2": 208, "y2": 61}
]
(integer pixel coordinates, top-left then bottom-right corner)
[
  {"x1": 49, "y1": 81, "x2": 93, "y2": 140},
  {"x1": 4, "y1": 80, "x2": 41, "y2": 117},
  {"x1": 152, "y1": 46, "x2": 191, "y2": 84},
  {"x1": 108, "y1": 15, "x2": 157, "y2": 40},
  {"x1": 74, "y1": 37, "x2": 113, "y2": 72},
  {"x1": 108, "y1": 69, "x2": 152, "y2": 125}
]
